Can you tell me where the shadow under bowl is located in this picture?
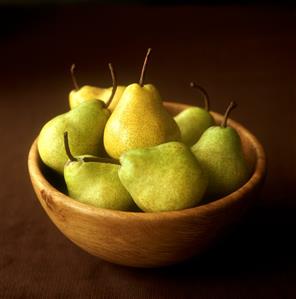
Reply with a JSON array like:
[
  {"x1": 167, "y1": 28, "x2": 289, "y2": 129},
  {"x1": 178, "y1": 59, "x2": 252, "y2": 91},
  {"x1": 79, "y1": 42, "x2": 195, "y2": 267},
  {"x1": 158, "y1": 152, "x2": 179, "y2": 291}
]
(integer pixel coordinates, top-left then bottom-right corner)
[{"x1": 28, "y1": 102, "x2": 266, "y2": 268}]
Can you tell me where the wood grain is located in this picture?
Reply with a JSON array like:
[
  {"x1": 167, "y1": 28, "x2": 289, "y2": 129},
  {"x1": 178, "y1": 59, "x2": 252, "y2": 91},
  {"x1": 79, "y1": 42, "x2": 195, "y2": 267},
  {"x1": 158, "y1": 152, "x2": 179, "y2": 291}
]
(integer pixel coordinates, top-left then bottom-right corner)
[{"x1": 27, "y1": 102, "x2": 266, "y2": 268}]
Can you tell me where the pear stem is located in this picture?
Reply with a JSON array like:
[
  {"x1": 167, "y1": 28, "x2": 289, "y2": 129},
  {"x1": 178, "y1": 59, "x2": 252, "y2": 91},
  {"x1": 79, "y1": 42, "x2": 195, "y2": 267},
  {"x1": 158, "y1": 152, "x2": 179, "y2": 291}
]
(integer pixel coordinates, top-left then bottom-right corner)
[
  {"x1": 190, "y1": 82, "x2": 210, "y2": 111},
  {"x1": 105, "y1": 63, "x2": 117, "y2": 108},
  {"x1": 221, "y1": 101, "x2": 237, "y2": 128},
  {"x1": 64, "y1": 132, "x2": 77, "y2": 162},
  {"x1": 70, "y1": 64, "x2": 79, "y2": 90},
  {"x1": 82, "y1": 157, "x2": 120, "y2": 165},
  {"x1": 139, "y1": 48, "x2": 152, "y2": 87}
]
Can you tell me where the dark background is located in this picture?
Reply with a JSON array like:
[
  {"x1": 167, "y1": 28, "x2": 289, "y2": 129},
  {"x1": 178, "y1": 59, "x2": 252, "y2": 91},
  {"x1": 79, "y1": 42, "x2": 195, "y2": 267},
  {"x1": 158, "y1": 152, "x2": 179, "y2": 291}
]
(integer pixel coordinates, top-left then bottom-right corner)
[{"x1": 0, "y1": 3, "x2": 296, "y2": 298}]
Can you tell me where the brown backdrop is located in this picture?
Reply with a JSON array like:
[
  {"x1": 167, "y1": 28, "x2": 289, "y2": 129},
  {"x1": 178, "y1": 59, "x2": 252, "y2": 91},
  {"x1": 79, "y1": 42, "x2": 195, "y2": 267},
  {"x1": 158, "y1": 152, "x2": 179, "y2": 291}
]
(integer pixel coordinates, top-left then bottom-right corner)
[{"x1": 0, "y1": 4, "x2": 295, "y2": 298}]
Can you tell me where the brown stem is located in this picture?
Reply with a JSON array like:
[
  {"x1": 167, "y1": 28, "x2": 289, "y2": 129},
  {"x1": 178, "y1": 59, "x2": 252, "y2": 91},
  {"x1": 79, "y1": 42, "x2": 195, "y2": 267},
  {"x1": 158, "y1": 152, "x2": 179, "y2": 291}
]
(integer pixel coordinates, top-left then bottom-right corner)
[
  {"x1": 139, "y1": 48, "x2": 152, "y2": 87},
  {"x1": 64, "y1": 132, "x2": 77, "y2": 162},
  {"x1": 190, "y1": 82, "x2": 210, "y2": 111},
  {"x1": 105, "y1": 63, "x2": 117, "y2": 108},
  {"x1": 82, "y1": 157, "x2": 120, "y2": 165},
  {"x1": 221, "y1": 101, "x2": 237, "y2": 128},
  {"x1": 70, "y1": 64, "x2": 79, "y2": 90},
  {"x1": 63, "y1": 131, "x2": 118, "y2": 164}
]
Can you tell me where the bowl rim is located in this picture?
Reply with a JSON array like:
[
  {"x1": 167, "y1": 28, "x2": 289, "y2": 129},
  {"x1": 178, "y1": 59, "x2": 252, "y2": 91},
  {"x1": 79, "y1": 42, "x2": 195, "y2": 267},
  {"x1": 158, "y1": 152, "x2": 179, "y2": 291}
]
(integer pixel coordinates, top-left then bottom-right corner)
[{"x1": 28, "y1": 101, "x2": 266, "y2": 221}]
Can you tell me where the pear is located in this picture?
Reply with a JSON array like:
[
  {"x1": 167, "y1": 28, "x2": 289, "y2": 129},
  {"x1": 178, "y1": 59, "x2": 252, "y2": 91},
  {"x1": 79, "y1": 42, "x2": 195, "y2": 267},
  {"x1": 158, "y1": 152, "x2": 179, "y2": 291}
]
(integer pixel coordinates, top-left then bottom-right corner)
[
  {"x1": 104, "y1": 48, "x2": 181, "y2": 159},
  {"x1": 69, "y1": 64, "x2": 125, "y2": 111},
  {"x1": 119, "y1": 142, "x2": 208, "y2": 212},
  {"x1": 63, "y1": 132, "x2": 135, "y2": 211},
  {"x1": 38, "y1": 63, "x2": 117, "y2": 174},
  {"x1": 95, "y1": 85, "x2": 126, "y2": 112},
  {"x1": 191, "y1": 101, "x2": 250, "y2": 198},
  {"x1": 174, "y1": 82, "x2": 215, "y2": 146}
]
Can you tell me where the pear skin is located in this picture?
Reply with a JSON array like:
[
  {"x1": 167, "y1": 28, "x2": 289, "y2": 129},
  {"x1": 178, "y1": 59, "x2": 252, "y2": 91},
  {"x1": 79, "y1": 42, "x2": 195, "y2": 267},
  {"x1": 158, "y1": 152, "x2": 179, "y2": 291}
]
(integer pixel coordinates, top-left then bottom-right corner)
[
  {"x1": 118, "y1": 142, "x2": 208, "y2": 212},
  {"x1": 103, "y1": 85, "x2": 125, "y2": 111},
  {"x1": 191, "y1": 123, "x2": 250, "y2": 198},
  {"x1": 175, "y1": 82, "x2": 215, "y2": 146},
  {"x1": 69, "y1": 85, "x2": 125, "y2": 110},
  {"x1": 104, "y1": 83, "x2": 181, "y2": 159},
  {"x1": 69, "y1": 85, "x2": 105, "y2": 109},
  {"x1": 64, "y1": 156, "x2": 135, "y2": 211},
  {"x1": 175, "y1": 107, "x2": 215, "y2": 146},
  {"x1": 38, "y1": 100, "x2": 110, "y2": 174}
]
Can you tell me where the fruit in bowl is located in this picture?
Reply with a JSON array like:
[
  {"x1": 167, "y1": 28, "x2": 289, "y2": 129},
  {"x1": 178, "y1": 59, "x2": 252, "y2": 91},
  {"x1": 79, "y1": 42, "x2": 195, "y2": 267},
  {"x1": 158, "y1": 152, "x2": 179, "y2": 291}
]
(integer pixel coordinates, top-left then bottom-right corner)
[
  {"x1": 28, "y1": 49, "x2": 266, "y2": 267},
  {"x1": 68, "y1": 63, "x2": 125, "y2": 111}
]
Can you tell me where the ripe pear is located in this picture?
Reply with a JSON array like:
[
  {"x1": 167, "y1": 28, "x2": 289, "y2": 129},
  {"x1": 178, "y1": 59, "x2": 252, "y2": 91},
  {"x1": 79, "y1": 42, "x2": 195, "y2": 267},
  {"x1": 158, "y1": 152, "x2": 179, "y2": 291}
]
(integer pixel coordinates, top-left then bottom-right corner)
[
  {"x1": 119, "y1": 142, "x2": 208, "y2": 212},
  {"x1": 63, "y1": 132, "x2": 135, "y2": 211},
  {"x1": 104, "y1": 48, "x2": 181, "y2": 159},
  {"x1": 191, "y1": 101, "x2": 250, "y2": 198},
  {"x1": 96, "y1": 85, "x2": 125, "y2": 111},
  {"x1": 38, "y1": 63, "x2": 117, "y2": 175},
  {"x1": 69, "y1": 64, "x2": 125, "y2": 110},
  {"x1": 174, "y1": 82, "x2": 215, "y2": 146}
]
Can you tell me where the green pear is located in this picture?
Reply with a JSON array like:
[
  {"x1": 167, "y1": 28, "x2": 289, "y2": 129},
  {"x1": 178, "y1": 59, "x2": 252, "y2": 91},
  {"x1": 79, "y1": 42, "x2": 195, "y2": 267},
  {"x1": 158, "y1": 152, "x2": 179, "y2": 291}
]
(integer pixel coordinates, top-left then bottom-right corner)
[
  {"x1": 38, "y1": 63, "x2": 117, "y2": 174},
  {"x1": 104, "y1": 48, "x2": 181, "y2": 159},
  {"x1": 63, "y1": 132, "x2": 135, "y2": 211},
  {"x1": 68, "y1": 64, "x2": 125, "y2": 111},
  {"x1": 191, "y1": 101, "x2": 250, "y2": 198},
  {"x1": 174, "y1": 82, "x2": 215, "y2": 146},
  {"x1": 119, "y1": 142, "x2": 208, "y2": 212}
]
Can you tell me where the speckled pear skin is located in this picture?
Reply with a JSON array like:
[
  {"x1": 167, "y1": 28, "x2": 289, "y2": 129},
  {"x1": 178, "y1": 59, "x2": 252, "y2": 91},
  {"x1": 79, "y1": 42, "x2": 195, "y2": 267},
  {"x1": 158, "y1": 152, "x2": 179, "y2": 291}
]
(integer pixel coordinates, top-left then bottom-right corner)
[
  {"x1": 105, "y1": 86, "x2": 126, "y2": 111},
  {"x1": 118, "y1": 142, "x2": 208, "y2": 212},
  {"x1": 69, "y1": 85, "x2": 105, "y2": 109},
  {"x1": 191, "y1": 126, "x2": 250, "y2": 197},
  {"x1": 104, "y1": 83, "x2": 181, "y2": 159},
  {"x1": 174, "y1": 107, "x2": 215, "y2": 146},
  {"x1": 38, "y1": 100, "x2": 110, "y2": 175},
  {"x1": 69, "y1": 85, "x2": 125, "y2": 110},
  {"x1": 64, "y1": 155, "x2": 136, "y2": 211}
]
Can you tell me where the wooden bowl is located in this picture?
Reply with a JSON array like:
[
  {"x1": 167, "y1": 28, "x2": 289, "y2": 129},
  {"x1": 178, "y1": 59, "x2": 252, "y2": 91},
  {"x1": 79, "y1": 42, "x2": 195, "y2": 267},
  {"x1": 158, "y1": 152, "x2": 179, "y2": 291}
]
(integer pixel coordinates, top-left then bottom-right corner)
[{"x1": 28, "y1": 102, "x2": 266, "y2": 268}]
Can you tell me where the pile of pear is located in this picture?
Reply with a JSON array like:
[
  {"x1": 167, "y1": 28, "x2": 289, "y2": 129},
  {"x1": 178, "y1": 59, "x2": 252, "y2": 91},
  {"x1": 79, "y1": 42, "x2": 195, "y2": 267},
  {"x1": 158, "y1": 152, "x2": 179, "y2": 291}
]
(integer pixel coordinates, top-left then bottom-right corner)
[{"x1": 37, "y1": 49, "x2": 251, "y2": 213}]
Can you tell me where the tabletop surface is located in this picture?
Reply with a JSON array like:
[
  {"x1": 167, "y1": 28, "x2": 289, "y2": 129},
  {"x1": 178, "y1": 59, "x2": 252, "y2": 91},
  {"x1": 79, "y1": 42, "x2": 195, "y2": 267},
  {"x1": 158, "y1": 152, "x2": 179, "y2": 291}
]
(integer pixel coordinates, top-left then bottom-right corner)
[{"x1": 0, "y1": 4, "x2": 295, "y2": 298}]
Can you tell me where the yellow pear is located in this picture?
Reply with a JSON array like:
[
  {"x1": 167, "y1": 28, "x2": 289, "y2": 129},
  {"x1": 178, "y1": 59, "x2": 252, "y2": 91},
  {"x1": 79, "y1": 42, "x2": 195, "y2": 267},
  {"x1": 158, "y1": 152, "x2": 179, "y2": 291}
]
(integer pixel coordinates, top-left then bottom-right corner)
[
  {"x1": 97, "y1": 85, "x2": 126, "y2": 111},
  {"x1": 104, "y1": 48, "x2": 181, "y2": 159},
  {"x1": 68, "y1": 64, "x2": 125, "y2": 110}
]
